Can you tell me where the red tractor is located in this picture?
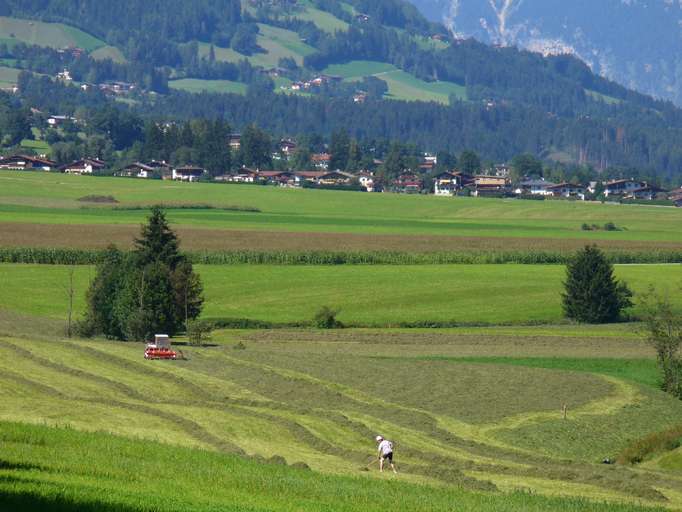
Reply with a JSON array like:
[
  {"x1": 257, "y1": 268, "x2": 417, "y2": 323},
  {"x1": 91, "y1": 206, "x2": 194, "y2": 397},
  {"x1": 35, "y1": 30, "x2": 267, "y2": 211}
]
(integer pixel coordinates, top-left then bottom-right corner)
[{"x1": 144, "y1": 334, "x2": 178, "y2": 360}]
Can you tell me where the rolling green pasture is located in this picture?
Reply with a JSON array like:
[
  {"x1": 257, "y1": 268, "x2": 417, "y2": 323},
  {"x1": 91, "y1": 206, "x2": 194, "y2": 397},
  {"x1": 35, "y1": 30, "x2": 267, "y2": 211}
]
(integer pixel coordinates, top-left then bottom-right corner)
[
  {"x1": 0, "y1": 16, "x2": 105, "y2": 51},
  {"x1": 0, "y1": 331, "x2": 680, "y2": 509},
  {"x1": 1, "y1": 263, "x2": 680, "y2": 325},
  {"x1": 322, "y1": 60, "x2": 467, "y2": 103},
  {"x1": 90, "y1": 45, "x2": 127, "y2": 63},
  {"x1": 0, "y1": 65, "x2": 20, "y2": 87},
  {"x1": 1, "y1": 172, "x2": 682, "y2": 247},
  {"x1": 292, "y1": 0, "x2": 349, "y2": 33},
  {"x1": 169, "y1": 78, "x2": 247, "y2": 95},
  {"x1": 197, "y1": 23, "x2": 316, "y2": 68}
]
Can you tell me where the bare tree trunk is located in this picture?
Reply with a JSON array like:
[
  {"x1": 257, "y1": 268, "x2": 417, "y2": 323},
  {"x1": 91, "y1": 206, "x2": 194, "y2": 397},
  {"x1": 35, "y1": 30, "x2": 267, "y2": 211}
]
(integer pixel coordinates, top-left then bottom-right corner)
[{"x1": 65, "y1": 265, "x2": 75, "y2": 338}]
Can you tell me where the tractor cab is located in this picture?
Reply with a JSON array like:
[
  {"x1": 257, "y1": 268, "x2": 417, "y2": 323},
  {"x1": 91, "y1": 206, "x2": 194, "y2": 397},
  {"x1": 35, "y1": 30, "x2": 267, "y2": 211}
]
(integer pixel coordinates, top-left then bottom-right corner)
[{"x1": 144, "y1": 334, "x2": 178, "y2": 360}]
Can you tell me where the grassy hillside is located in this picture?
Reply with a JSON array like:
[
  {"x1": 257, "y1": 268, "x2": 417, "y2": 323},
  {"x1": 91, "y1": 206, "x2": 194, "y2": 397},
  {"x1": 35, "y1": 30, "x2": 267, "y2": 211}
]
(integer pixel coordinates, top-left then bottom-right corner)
[
  {"x1": 1, "y1": 422, "x2": 669, "y2": 512},
  {"x1": 169, "y1": 78, "x2": 247, "y2": 95},
  {"x1": 323, "y1": 60, "x2": 467, "y2": 103},
  {"x1": 197, "y1": 23, "x2": 316, "y2": 69},
  {"x1": 0, "y1": 331, "x2": 680, "y2": 509},
  {"x1": 0, "y1": 16, "x2": 105, "y2": 51},
  {"x1": 1, "y1": 263, "x2": 680, "y2": 326}
]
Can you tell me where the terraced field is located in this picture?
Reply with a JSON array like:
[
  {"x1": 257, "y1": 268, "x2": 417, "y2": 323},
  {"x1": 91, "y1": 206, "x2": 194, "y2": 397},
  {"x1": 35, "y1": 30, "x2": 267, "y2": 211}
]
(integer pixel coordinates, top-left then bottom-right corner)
[{"x1": 0, "y1": 331, "x2": 680, "y2": 509}]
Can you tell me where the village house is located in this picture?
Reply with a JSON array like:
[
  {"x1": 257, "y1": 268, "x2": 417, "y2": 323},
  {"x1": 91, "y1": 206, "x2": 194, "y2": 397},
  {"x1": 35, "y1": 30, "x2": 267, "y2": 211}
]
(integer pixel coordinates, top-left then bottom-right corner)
[
  {"x1": 61, "y1": 158, "x2": 106, "y2": 175},
  {"x1": 669, "y1": 188, "x2": 682, "y2": 207},
  {"x1": 279, "y1": 139, "x2": 297, "y2": 156},
  {"x1": 433, "y1": 171, "x2": 462, "y2": 196},
  {"x1": 546, "y1": 183, "x2": 587, "y2": 200},
  {"x1": 492, "y1": 164, "x2": 511, "y2": 178},
  {"x1": 356, "y1": 171, "x2": 375, "y2": 192},
  {"x1": 603, "y1": 179, "x2": 646, "y2": 197},
  {"x1": 353, "y1": 92, "x2": 367, "y2": 103},
  {"x1": 514, "y1": 179, "x2": 556, "y2": 196},
  {"x1": 99, "y1": 81, "x2": 136, "y2": 95},
  {"x1": 172, "y1": 166, "x2": 206, "y2": 182},
  {"x1": 224, "y1": 167, "x2": 259, "y2": 183},
  {"x1": 47, "y1": 115, "x2": 76, "y2": 127},
  {"x1": 56, "y1": 69, "x2": 72, "y2": 82},
  {"x1": 116, "y1": 162, "x2": 156, "y2": 179},
  {"x1": 393, "y1": 173, "x2": 423, "y2": 194},
  {"x1": 624, "y1": 185, "x2": 666, "y2": 201},
  {"x1": 472, "y1": 176, "x2": 510, "y2": 197},
  {"x1": 0, "y1": 155, "x2": 56, "y2": 171},
  {"x1": 311, "y1": 153, "x2": 331, "y2": 170},
  {"x1": 259, "y1": 170, "x2": 298, "y2": 187},
  {"x1": 228, "y1": 134, "x2": 241, "y2": 151},
  {"x1": 317, "y1": 170, "x2": 355, "y2": 186}
]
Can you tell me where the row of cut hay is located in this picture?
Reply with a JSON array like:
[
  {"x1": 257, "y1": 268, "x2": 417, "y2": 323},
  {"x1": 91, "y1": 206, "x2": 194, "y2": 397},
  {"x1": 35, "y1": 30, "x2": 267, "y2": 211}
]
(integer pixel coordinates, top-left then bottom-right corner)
[{"x1": 2, "y1": 247, "x2": 682, "y2": 265}]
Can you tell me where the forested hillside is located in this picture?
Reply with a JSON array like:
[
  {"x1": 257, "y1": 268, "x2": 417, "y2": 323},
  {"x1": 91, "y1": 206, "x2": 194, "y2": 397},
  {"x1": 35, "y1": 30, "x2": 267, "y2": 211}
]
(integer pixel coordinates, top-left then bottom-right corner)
[{"x1": 1, "y1": 0, "x2": 682, "y2": 179}]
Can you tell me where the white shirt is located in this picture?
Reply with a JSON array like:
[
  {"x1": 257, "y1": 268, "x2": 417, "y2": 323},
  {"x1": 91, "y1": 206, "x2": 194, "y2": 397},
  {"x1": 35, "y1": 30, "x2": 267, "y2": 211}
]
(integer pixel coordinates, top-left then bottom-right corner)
[{"x1": 378, "y1": 440, "x2": 393, "y2": 455}]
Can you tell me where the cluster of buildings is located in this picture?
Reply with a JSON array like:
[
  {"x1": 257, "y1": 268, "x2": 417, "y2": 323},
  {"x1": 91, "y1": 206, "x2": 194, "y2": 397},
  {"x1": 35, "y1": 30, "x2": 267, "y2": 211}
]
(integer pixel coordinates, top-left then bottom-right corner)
[
  {"x1": 2, "y1": 152, "x2": 681, "y2": 206},
  {"x1": 284, "y1": 74, "x2": 342, "y2": 93},
  {"x1": 432, "y1": 172, "x2": 680, "y2": 203}
]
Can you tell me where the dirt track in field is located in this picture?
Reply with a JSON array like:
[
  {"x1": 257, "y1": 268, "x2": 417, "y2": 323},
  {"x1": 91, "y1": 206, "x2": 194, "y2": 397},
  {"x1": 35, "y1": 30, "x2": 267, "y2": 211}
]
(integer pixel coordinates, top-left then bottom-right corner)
[{"x1": 2, "y1": 222, "x2": 682, "y2": 253}]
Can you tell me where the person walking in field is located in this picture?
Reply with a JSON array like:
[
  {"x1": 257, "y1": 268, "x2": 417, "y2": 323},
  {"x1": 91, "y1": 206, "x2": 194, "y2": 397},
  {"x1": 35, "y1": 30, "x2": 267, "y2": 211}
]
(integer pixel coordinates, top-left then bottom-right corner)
[{"x1": 375, "y1": 435, "x2": 397, "y2": 473}]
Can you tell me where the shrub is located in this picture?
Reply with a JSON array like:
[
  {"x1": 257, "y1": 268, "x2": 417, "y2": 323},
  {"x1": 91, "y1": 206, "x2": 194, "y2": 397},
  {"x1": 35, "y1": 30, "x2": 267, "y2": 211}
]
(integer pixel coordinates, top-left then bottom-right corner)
[
  {"x1": 617, "y1": 424, "x2": 682, "y2": 464},
  {"x1": 187, "y1": 320, "x2": 213, "y2": 346},
  {"x1": 580, "y1": 223, "x2": 592, "y2": 231},
  {"x1": 313, "y1": 306, "x2": 343, "y2": 329},
  {"x1": 641, "y1": 290, "x2": 682, "y2": 398},
  {"x1": 562, "y1": 245, "x2": 633, "y2": 323}
]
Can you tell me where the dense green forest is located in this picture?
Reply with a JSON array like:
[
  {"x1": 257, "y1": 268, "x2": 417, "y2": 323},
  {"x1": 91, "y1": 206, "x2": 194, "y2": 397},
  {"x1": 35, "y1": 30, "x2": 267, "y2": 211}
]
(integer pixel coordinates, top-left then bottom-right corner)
[{"x1": 1, "y1": 0, "x2": 682, "y2": 179}]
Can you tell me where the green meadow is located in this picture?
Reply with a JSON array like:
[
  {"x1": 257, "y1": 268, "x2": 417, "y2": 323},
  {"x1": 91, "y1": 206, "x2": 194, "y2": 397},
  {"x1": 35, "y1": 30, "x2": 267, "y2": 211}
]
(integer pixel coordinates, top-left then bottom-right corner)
[
  {"x1": 197, "y1": 23, "x2": 316, "y2": 68},
  {"x1": 322, "y1": 60, "x2": 467, "y2": 103},
  {"x1": 1, "y1": 172, "x2": 682, "y2": 246},
  {"x1": 1, "y1": 263, "x2": 680, "y2": 325},
  {"x1": 0, "y1": 16, "x2": 105, "y2": 51},
  {"x1": 169, "y1": 78, "x2": 248, "y2": 95}
]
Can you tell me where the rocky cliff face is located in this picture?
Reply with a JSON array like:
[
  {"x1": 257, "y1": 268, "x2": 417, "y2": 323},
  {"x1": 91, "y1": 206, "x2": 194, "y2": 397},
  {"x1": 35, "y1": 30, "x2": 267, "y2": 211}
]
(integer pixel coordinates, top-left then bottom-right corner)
[{"x1": 409, "y1": 0, "x2": 682, "y2": 105}]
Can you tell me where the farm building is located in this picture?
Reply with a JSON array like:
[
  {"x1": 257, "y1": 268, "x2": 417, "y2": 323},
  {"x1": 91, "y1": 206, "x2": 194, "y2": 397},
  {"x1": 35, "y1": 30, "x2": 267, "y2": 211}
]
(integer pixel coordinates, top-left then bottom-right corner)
[
  {"x1": 61, "y1": 158, "x2": 106, "y2": 175},
  {"x1": 546, "y1": 183, "x2": 586, "y2": 200},
  {"x1": 603, "y1": 179, "x2": 646, "y2": 197},
  {"x1": 173, "y1": 166, "x2": 206, "y2": 182},
  {"x1": 0, "y1": 155, "x2": 56, "y2": 171}
]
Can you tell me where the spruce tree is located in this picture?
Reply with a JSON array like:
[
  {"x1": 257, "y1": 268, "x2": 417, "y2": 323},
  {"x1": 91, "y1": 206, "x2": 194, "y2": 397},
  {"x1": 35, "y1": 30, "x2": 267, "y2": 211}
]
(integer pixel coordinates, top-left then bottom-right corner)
[
  {"x1": 562, "y1": 245, "x2": 633, "y2": 323},
  {"x1": 134, "y1": 206, "x2": 183, "y2": 269},
  {"x1": 81, "y1": 207, "x2": 203, "y2": 341}
]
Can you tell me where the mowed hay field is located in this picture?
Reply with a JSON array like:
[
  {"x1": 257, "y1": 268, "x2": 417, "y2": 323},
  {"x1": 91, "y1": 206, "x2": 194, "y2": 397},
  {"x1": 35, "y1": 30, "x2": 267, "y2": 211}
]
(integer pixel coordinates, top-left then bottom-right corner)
[
  {"x1": 1, "y1": 263, "x2": 681, "y2": 326},
  {"x1": 2, "y1": 171, "x2": 682, "y2": 253},
  {"x1": 0, "y1": 331, "x2": 681, "y2": 510}
]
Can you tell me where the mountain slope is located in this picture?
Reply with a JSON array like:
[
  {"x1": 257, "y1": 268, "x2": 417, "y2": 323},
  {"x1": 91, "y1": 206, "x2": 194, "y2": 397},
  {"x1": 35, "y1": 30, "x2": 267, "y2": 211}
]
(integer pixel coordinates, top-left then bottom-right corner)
[
  {"x1": 409, "y1": 0, "x2": 682, "y2": 106},
  {"x1": 3, "y1": 0, "x2": 682, "y2": 179}
]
